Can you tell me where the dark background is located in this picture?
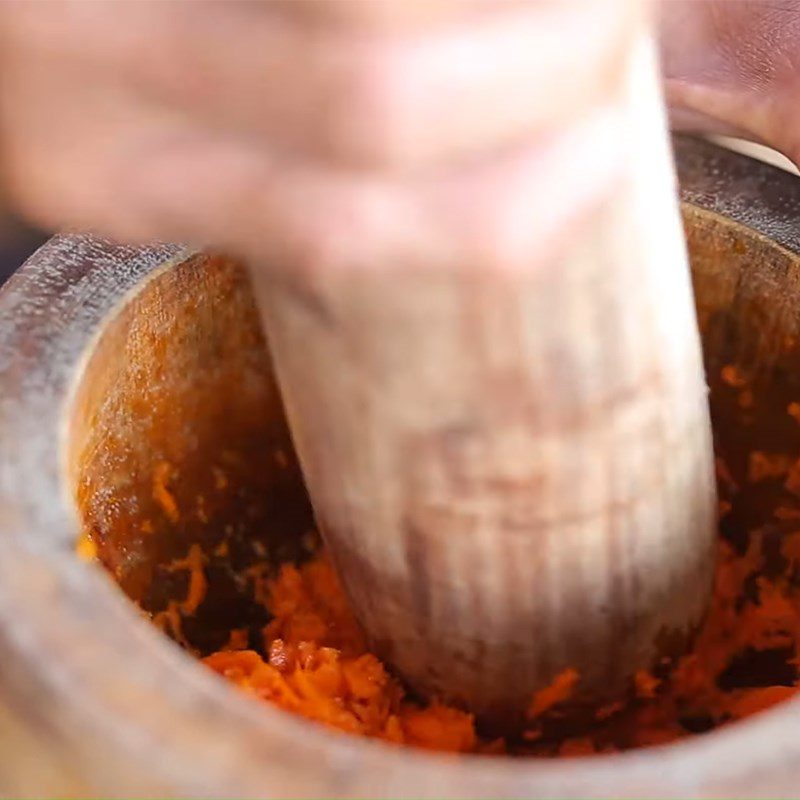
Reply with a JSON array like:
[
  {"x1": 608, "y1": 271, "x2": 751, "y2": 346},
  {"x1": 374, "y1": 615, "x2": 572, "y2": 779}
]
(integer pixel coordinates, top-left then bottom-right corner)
[{"x1": 0, "y1": 215, "x2": 47, "y2": 286}]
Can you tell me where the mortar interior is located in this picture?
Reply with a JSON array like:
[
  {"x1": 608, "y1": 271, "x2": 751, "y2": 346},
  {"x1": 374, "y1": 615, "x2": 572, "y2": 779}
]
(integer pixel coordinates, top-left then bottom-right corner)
[{"x1": 63, "y1": 204, "x2": 800, "y2": 755}]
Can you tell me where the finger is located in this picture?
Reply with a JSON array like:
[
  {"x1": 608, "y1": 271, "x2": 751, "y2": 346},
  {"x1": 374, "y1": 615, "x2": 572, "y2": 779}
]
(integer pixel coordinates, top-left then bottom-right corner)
[
  {"x1": 270, "y1": 0, "x2": 504, "y2": 31},
  {"x1": 110, "y1": 104, "x2": 626, "y2": 282},
  {"x1": 0, "y1": 50, "x2": 192, "y2": 237},
  {"x1": 1, "y1": 0, "x2": 637, "y2": 170},
  {"x1": 658, "y1": 0, "x2": 800, "y2": 159},
  {"x1": 0, "y1": 36, "x2": 625, "y2": 276}
]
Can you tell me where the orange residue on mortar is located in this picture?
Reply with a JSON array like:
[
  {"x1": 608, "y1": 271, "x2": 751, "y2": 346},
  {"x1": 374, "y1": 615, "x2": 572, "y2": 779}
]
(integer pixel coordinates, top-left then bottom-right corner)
[
  {"x1": 153, "y1": 461, "x2": 180, "y2": 523},
  {"x1": 747, "y1": 451, "x2": 793, "y2": 483},
  {"x1": 169, "y1": 543, "x2": 208, "y2": 616},
  {"x1": 76, "y1": 531, "x2": 97, "y2": 562},
  {"x1": 720, "y1": 364, "x2": 747, "y2": 388},
  {"x1": 152, "y1": 543, "x2": 208, "y2": 650},
  {"x1": 527, "y1": 667, "x2": 579, "y2": 718}
]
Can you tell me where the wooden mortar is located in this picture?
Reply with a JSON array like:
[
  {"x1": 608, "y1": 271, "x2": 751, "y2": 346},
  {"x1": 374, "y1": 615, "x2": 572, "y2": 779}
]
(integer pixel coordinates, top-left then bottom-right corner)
[{"x1": 0, "y1": 136, "x2": 799, "y2": 797}]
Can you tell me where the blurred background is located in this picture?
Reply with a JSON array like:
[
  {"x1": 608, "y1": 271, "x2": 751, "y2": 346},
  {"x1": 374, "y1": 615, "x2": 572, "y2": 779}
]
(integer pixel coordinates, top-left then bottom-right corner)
[{"x1": 0, "y1": 214, "x2": 46, "y2": 286}]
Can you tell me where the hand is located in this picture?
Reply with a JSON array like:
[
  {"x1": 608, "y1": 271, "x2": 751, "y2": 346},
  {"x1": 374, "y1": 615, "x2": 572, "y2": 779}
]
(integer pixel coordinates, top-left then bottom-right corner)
[
  {"x1": 660, "y1": 1, "x2": 800, "y2": 164},
  {"x1": 0, "y1": 1, "x2": 635, "y2": 274}
]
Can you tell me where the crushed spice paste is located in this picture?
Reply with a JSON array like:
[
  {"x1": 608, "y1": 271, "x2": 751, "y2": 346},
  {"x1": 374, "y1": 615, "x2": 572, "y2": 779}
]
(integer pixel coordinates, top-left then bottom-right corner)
[
  {"x1": 82, "y1": 362, "x2": 800, "y2": 755},
  {"x1": 204, "y1": 556, "x2": 479, "y2": 752},
  {"x1": 199, "y1": 518, "x2": 800, "y2": 755}
]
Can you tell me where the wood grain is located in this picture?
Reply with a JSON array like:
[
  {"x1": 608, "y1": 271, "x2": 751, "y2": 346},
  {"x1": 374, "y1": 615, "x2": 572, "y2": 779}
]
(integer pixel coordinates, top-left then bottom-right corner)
[{"x1": 251, "y1": 34, "x2": 716, "y2": 720}]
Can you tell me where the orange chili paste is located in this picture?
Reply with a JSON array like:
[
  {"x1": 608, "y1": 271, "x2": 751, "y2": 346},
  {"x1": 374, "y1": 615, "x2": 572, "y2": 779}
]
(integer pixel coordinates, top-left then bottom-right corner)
[
  {"x1": 199, "y1": 521, "x2": 800, "y2": 754},
  {"x1": 82, "y1": 362, "x2": 800, "y2": 755},
  {"x1": 203, "y1": 555, "x2": 481, "y2": 753}
]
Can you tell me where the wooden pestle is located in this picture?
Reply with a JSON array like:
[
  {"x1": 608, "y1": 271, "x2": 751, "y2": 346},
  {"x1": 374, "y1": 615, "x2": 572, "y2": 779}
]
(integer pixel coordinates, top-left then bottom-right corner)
[{"x1": 248, "y1": 20, "x2": 716, "y2": 723}]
